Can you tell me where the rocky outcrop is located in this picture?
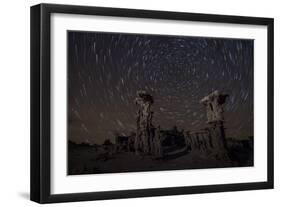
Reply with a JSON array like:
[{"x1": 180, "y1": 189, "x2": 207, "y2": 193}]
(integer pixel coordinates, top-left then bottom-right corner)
[
  {"x1": 134, "y1": 90, "x2": 155, "y2": 155},
  {"x1": 184, "y1": 91, "x2": 230, "y2": 161},
  {"x1": 200, "y1": 90, "x2": 228, "y2": 123}
]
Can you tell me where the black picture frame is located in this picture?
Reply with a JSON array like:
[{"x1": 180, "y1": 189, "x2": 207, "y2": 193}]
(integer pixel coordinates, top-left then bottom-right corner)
[{"x1": 30, "y1": 3, "x2": 274, "y2": 203}]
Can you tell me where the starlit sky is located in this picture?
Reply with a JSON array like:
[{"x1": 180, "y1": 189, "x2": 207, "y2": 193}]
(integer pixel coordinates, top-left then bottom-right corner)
[{"x1": 67, "y1": 31, "x2": 253, "y2": 145}]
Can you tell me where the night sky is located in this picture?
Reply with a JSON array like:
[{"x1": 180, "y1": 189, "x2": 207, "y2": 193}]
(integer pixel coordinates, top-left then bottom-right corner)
[{"x1": 67, "y1": 31, "x2": 253, "y2": 145}]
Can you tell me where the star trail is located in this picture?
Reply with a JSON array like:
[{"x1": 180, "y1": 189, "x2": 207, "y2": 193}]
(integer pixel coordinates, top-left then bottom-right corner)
[{"x1": 67, "y1": 31, "x2": 253, "y2": 145}]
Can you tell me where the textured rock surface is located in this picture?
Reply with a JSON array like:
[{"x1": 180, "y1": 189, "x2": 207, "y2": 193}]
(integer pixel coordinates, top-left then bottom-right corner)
[
  {"x1": 198, "y1": 91, "x2": 230, "y2": 160},
  {"x1": 134, "y1": 90, "x2": 154, "y2": 154},
  {"x1": 200, "y1": 90, "x2": 228, "y2": 123}
]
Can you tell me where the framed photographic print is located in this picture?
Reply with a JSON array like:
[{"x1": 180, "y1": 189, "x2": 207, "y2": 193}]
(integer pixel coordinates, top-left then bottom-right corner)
[{"x1": 30, "y1": 3, "x2": 274, "y2": 203}]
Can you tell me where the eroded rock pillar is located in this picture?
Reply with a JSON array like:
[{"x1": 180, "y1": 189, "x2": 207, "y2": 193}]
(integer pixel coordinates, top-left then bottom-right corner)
[
  {"x1": 135, "y1": 90, "x2": 154, "y2": 155},
  {"x1": 200, "y1": 90, "x2": 229, "y2": 160}
]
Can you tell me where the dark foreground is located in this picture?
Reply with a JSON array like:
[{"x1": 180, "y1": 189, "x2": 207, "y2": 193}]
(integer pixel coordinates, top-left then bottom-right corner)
[{"x1": 68, "y1": 139, "x2": 253, "y2": 175}]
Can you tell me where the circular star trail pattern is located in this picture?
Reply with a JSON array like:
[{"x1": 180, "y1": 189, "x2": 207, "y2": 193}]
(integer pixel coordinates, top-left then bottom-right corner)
[{"x1": 68, "y1": 31, "x2": 253, "y2": 144}]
